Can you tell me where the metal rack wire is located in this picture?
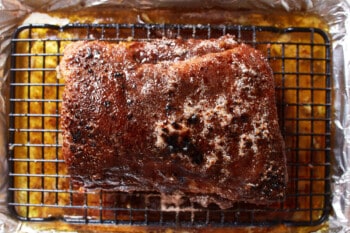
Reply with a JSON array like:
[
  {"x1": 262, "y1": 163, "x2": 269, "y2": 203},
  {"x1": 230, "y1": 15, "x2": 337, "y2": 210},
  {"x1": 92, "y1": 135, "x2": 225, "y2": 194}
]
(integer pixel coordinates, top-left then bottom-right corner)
[{"x1": 8, "y1": 23, "x2": 331, "y2": 227}]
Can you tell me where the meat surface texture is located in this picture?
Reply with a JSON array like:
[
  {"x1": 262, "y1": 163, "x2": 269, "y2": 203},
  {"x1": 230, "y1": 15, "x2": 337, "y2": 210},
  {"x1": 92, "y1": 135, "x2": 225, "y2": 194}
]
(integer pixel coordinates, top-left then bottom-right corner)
[{"x1": 59, "y1": 35, "x2": 287, "y2": 207}]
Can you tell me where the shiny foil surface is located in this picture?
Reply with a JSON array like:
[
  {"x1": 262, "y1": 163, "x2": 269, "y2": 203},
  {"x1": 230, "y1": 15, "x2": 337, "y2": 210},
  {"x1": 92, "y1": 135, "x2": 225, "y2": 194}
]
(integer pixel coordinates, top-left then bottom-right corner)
[{"x1": 0, "y1": 0, "x2": 349, "y2": 232}]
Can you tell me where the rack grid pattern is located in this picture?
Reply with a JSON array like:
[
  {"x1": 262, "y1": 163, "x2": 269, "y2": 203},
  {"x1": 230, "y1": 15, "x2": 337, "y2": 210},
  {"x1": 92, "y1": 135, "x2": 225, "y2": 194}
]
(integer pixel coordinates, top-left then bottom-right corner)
[{"x1": 8, "y1": 24, "x2": 331, "y2": 227}]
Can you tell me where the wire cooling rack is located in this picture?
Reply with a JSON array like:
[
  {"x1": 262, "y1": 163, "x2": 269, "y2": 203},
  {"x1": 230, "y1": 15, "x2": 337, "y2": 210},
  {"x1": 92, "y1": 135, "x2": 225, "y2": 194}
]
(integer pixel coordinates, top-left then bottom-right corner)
[{"x1": 8, "y1": 24, "x2": 331, "y2": 227}]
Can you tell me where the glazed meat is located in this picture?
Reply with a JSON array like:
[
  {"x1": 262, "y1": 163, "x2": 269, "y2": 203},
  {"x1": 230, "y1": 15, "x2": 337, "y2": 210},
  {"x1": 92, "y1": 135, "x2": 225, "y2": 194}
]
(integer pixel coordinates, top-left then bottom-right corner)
[{"x1": 59, "y1": 35, "x2": 287, "y2": 206}]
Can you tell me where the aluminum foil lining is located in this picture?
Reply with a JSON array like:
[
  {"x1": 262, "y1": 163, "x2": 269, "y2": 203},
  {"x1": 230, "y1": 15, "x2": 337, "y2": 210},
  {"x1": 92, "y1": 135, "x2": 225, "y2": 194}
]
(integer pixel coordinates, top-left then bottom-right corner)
[{"x1": 0, "y1": 0, "x2": 349, "y2": 232}]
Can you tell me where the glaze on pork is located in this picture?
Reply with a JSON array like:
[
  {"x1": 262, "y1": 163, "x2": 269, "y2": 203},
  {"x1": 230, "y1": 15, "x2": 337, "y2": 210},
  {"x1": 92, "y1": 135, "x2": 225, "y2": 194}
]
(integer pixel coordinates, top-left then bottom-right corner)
[{"x1": 59, "y1": 35, "x2": 287, "y2": 207}]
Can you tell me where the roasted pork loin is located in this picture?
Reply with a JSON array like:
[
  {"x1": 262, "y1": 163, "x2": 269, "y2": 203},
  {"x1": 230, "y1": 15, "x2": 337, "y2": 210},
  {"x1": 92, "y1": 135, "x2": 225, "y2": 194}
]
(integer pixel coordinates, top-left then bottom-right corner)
[{"x1": 59, "y1": 35, "x2": 287, "y2": 206}]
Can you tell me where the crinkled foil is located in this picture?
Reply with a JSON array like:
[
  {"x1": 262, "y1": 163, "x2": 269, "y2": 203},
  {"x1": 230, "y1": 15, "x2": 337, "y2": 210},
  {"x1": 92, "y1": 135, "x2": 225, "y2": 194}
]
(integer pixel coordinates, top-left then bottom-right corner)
[{"x1": 0, "y1": 0, "x2": 349, "y2": 232}]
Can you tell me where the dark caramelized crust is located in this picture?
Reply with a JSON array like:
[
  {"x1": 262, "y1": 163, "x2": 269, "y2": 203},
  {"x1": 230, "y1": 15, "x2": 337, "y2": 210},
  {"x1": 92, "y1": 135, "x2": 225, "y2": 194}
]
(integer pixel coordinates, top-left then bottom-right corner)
[{"x1": 59, "y1": 35, "x2": 287, "y2": 207}]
